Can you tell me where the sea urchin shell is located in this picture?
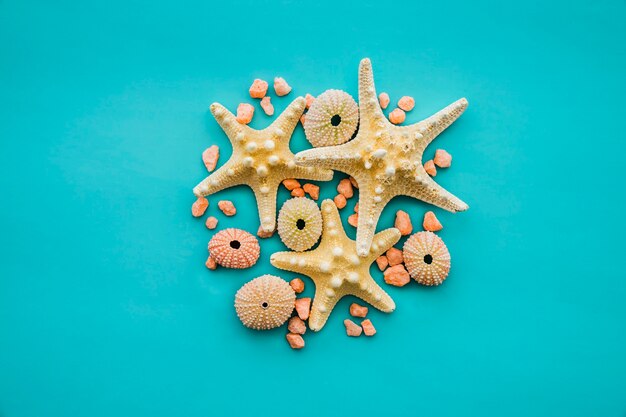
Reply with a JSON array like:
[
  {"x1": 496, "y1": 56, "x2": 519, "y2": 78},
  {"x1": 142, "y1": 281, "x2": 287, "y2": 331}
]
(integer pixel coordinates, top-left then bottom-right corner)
[
  {"x1": 277, "y1": 197, "x2": 322, "y2": 251},
  {"x1": 208, "y1": 228, "x2": 260, "y2": 269},
  {"x1": 304, "y1": 89, "x2": 359, "y2": 147},
  {"x1": 403, "y1": 231, "x2": 451, "y2": 286},
  {"x1": 234, "y1": 275, "x2": 296, "y2": 330}
]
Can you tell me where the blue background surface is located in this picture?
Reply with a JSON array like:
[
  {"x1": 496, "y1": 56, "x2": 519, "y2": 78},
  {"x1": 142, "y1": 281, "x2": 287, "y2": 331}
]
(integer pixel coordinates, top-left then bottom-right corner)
[{"x1": 1, "y1": 1, "x2": 625, "y2": 416}]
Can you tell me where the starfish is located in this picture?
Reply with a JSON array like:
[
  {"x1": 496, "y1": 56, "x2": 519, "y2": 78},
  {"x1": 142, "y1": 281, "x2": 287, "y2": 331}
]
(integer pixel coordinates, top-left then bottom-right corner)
[
  {"x1": 295, "y1": 58, "x2": 469, "y2": 256},
  {"x1": 193, "y1": 97, "x2": 334, "y2": 232},
  {"x1": 270, "y1": 199, "x2": 400, "y2": 331}
]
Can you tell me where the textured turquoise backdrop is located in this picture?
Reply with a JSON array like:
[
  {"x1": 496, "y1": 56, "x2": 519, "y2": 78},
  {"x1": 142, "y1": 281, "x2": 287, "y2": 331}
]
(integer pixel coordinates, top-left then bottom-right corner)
[{"x1": 1, "y1": 1, "x2": 625, "y2": 416}]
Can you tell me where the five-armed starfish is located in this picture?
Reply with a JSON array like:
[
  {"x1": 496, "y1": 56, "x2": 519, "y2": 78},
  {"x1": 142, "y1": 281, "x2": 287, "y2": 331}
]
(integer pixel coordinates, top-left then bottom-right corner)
[
  {"x1": 294, "y1": 58, "x2": 469, "y2": 256},
  {"x1": 271, "y1": 199, "x2": 400, "y2": 331},
  {"x1": 193, "y1": 97, "x2": 333, "y2": 232}
]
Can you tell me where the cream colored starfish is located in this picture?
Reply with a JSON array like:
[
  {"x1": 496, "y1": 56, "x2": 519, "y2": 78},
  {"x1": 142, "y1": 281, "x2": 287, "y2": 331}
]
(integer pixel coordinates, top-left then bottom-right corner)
[
  {"x1": 270, "y1": 199, "x2": 400, "y2": 331},
  {"x1": 295, "y1": 58, "x2": 469, "y2": 256},
  {"x1": 193, "y1": 97, "x2": 333, "y2": 232}
]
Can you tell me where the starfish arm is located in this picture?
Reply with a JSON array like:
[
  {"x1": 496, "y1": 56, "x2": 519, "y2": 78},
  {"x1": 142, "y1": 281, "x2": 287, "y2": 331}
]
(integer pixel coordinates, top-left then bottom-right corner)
[
  {"x1": 308, "y1": 283, "x2": 341, "y2": 331},
  {"x1": 251, "y1": 180, "x2": 281, "y2": 232},
  {"x1": 369, "y1": 228, "x2": 402, "y2": 259},
  {"x1": 294, "y1": 140, "x2": 361, "y2": 172},
  {"x1": 193, "y1": 160, "x2": 245, "y2": 197},
  {"x1": 355, "y1": 277, "x2": 396, "y2": 313},
  {"x1": 269, "y1": 250, "x2": 318, "y2": 275},
  {"x1": 288, "y1": 164, "x2": 334, "y2": 182},
  {"x1": 414, "y1": 98, "x2": 468, "y2": 154},
  {"x1": 358, "y1": 58, "x2": 387, "y2": 127},
  {"x1": 209, "y1": 102, "x2": 248, "y2": 143},
  {"x1": 266, "y1": 97, "x2": 306, "y2": 143},
  {"x1": 354, "y1": 183, "x2": 391, "y2": 257},
  {"x1": 405, "y1": 174, "x2": 469, "y2": 213}
]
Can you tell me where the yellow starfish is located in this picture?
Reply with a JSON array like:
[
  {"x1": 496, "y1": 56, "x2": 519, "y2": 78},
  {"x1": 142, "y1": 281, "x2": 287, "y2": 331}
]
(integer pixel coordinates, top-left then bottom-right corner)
[
  {"x1": 295, "y1": 58, "x2": 469, "y2": 256},
  {"x1": 193, "y1": 97, "x2": 334, "y2": 232},
  {"x1": 270, "y1": 199, "x2": 400, "y2": 331}
]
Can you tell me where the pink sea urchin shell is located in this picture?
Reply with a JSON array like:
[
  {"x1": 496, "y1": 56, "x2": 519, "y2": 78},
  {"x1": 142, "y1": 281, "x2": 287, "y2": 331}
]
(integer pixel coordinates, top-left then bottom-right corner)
[
  {"x1": 234, "y1": 274, "x2": 296, "y2": 330},
  {"x1": 208, "y1": 228, "x2": 260, "y2": 269},
  {"x1": 403, "y1": 231, "x2": 450, "y2": 286},
  {"x1": 304, "y1": 89, "x2": 359, "y2": 147}
]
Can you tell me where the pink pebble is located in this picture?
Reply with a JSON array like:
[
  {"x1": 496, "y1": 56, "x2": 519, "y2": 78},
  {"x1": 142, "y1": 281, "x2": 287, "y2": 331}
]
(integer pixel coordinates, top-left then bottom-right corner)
[
  {"x1": 378, "y1": 92, "x2": 390, "y2": 109},
  {"x1": 274, "y1": 77, "x2": 292, "y2": 96},
  {"x1": 205, "y1": 216, "x2": 218, "y2": 230},
  {"x1": 202, "y1": 145, "x2": 220, "y2": 172},
  {"x1": 388, "y1": 108, "x2": 406, "y2": 125},
  {"x1": 398, "y1": 96, "x2": 415, "y2": 111},
  {"x1": 236, "y1": 103, "x2": 254, "y2": 124},
  {"x1": 249, "y1": 79, "x2": 268, "y2": 99},
  {"x1": 305, "y1": 93, "x2": 315, "y2": 109},
  {"x1": 434, "y1": 149, "x2": 452, "y2": 168},
  {"x1": 260, "y1": 96, "x2": 274, "y2": 116}
]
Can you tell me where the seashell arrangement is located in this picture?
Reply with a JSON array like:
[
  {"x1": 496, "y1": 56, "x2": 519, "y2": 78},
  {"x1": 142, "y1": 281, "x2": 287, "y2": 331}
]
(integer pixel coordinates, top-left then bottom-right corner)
[
  {"x1": 277, "y1": 197, "x2": 323, "y2": 251},
  {"x1": 234, "y1": 275, "x2": 296, "y2": 330},
  {"x1": 208, "y1": 228, "x2": 260, "y2": 269}
]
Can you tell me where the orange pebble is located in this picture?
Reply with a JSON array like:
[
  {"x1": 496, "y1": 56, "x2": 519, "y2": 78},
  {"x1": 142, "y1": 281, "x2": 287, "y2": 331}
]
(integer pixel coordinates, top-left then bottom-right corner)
[
  {"x1": 354, "y1": 203, "x2": 359, "y2": 213},
  {"x1": 191, "y1": 197, "x2": 209, "y2": 217},
  {"x1": 386, "y1": 247, "x2": 404, "y2": 266},
  {"x1": 384, "y1": 264, "x2": 410, "y2": 287},
  {"x1": 205, "y1": 216, "x2": 218, "y2": 230},
  {"x1": 300, "y1": 114, "x2": 306, "y2": 125},
  {"x1": 350, "y1": 303, "x2": 368, "y2": 318},
  {"x1": 286, "y1": 333, "x2": 305, "y2": 349},
  {"x1": 337, "y1": 178, "x2": 354, "y2": 198},
  {"x1": 290, "y1": 278, "x2": 305, "y2": 293},
  {"x1": 394, "y1": 210, "x2": 413, "y2": 236},
  {"x1": 376, "y1": 255, "x2": 389, "y2": 271},
  {"x1": 202, "y1": 145, "x2": 220, "y2": 172},
  {"x1": 434, "y1": 149, "x2": 452, "y2": 168},
  {"x1": 274, "y1": 77, "x2": 292, "y2": 96},
  {"x1": 348, "y1": 213, "x2": 358, "y2": 227},
  {"x1": 305, "y1": 93, "x2": 315, "y2": 109},
  {"x1": 205, "y1": 256, "x2": 217, "y2": 270},
  {"x1": 288, "y1": 317, "x2": 307, "y2": 335},
  {"x1": 236, "y1": 103, "x2": 254, "y2": 124},
  {"x1": 344, "y1": 319, "x2": 362, "y2": 337},
  {"x1": 389, "y1": 108, "x2": 406, "y2": 124},
  {"x1": 282, "y1": 179, "x2": 301, "y2": 191},
  {"x1": 295, "y1": 298, "x2": 311, "y2": 320},
  {"x1": 423, "y1": 211, "x2": 443, "y2": 232},
  {"x1": 398, "y1": 96, "x2": 415, "y2": 111},
  {"x1": 249, "y1": 79, "x2": 268, "y2": 99},
  {"x1": 291, "y1": 187, "x2": 305, "y2": 197},
  {"x1": 349, "y1": 176, "x2": 358, "y2": 189},
  {"x1": 334, "y1": 194, "x2": 347, "y2": 209},
  {"x1": 257, "y1": 225, "x2": 274, "y2": 238},
  {"x1": 302, "y1": 183, "x2": 320, "y2": 200},
  {"x1": 217, "y1": 200, "x2": 237, "y2": 216},
  {"x1": 378, "y1": 92, "x2": 390, "y2": 109},
  {"x1": 361, "y1": 319, "x2": 376, "y2": 336},
  {"x1": 424, "y1": 160, "x2": 437, "y2": 177},
  {"x1": 260, "y1": 96, "x2": 274, "y2": 116}
]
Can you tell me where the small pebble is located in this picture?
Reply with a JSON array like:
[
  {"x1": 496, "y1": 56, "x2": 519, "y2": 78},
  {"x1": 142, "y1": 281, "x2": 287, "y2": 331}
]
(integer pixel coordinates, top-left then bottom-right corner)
[
  {"x1": 354, "y1": 203, "x2": 359, "y2": 213},
  {"x1": 274, "y1": 77, "x2": 292, "y2": 96},
  {"x1": 257, "y1": 225, "x2": 274, "y2": 238},
  {"x1": 388, "y1": 108, "x2": 406, "y2": 124},
  {"x1": 205, "y1": 256, "x2": 217, "y2": 270},
  {"x1": 348, "y1": 213, "x2": 358, "y2": 227},
  {"x1": 378, "y1": 92, "x2": 390, "y2": 109},
  {"x1": 282, "y1": 179, "x2": 301, "y2": 191},
  {"x1": 236, "y1": 103, "x2": 254, "y2": 124},
  {"x1": 398, "y1": 96, "x2": 415, "y2": 111},
  {"x1": 290, "y1": 278, "x2": 305, "y2": 294},
  {"x1": 337, "y1": 178, "x2": 354, "y2": 199},
  {"x1": 349, "y1": 176, "x2": 359, "y2": 189},
  {"x1": 386, "y1": 247, "x2": 404, "y2": 266},
  {"x1": 424, "y1": 160, "x2": 437, "y2": 177},
  {"x1": 249, "y1": 79, "x2": 268, "y2": 99},
  {"x1": 423, "y1": 211, "x2": 443, "y2": 232},
  {"x1": 291, "y1": 187, "x2": 305, "y2": 197},
  {"x1": 260, "y1": 96, "x2": 274, "y2": 116},
  {"x1": 376, "y1": 255, "x2": 389, "y2": 271},
  {"x1": 302, "y1": 183, "x2": 320, "y2": 200},
  {"x1": 344, "y1": 319, "x2": 363, "y2": 337},
  {"x1": 191, "y1": 197, "x2": 209, "y2": 217},
  {"x1": 218, "y1": 200, "x2": 237, "y2": 216},
  {"x1": 202, "y1": 145, "x2": 220, "y2": 172},
  {"x1": 350, "y1": 303, "x2": 368, "y2": 318},
  {"x1": 383, "y1": 264, "x2": 410, "y2": 287},
  {"x1": 205, "y1": 216, "x2": 218, "y2": 230},
  {"x1": 288, "y1": 317, "x2": 307, "y2": 335},
  {"x1": 300, "y1": 114, "x2": 306, "y2": 125},
  {"x1": 361, "y1": 319, "x2": 376, "y2": 336},
  {"x1": 394, "y1": 210, "x2": 413, "y2": 236},
  {"x1": 434, "y1": 149, "x2": 452, "y2": 168},
  {"x1": 305, "y1": 93, "x2": 315, "y2": 108},
  {"x1": 334, "y1": 194, "x2": 347, "y2": 209},
  {"x1": 295, "y1": 298, "x2": 311, "y2": 320},
  {"x1": 286, "y1": 333, "x2": 305, "y2": 349}
]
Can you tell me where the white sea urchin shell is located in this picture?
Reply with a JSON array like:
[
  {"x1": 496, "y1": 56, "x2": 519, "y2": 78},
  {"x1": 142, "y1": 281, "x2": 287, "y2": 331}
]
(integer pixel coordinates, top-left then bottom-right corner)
[
  {"x1": 304, "y1": 89, "x2": 359, "y2": 147},
  {"x1": 277, "y1": 197, "x2": 323, "y2": 251}
]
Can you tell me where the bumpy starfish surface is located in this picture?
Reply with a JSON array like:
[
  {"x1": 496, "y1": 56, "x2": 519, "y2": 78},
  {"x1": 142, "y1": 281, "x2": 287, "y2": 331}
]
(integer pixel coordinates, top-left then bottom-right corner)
[
  {"x1": 270, "y1": 199, "x2": 400, "y2": 331},
  {"x1": 194, "y1": 97, "x2": 334, "y2": 231},
  {"x1": 295, "y1": 58, "x2": 469, "y2": 256}
]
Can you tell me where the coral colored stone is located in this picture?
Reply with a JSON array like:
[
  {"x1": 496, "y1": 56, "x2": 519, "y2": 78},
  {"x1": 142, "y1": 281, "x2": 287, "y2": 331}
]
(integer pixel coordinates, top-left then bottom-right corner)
[
  {"x1": 191, "y1": 197, "x2": 209, "y2": 217},
  {"x1": 202, "y1": 145, "x2": 220, "y2": 172},
  {"x1": 388, "y1": 108, "x2": 406, "y2": 124},
  {"x1": 386, "y1": 247, "x2": 404, "y2": 266},
  {"x1": 205, "y1": 216, "x2": 218, "y2": 230},
  {"x1": 349, "y1": 303, "x2": 368, "y2": 318},
  {"x1": 291, "y1": 187, "x2": 305, "y2": 197},
  {"x1": 424, "y1": 160, "x2": 437, "y2": 177},
  {"x1": 376, "y1": 255, "x2": 389, "y2": 271},
  {"x1": 282, "y1": 179, "x2": 301, "y2": 191},
  {"x1": 305, "y1": 93, "x2": 315, "y2": 109},
  {"x1": 288, "y1": 317, "x2": 307, "y2": 335},
  {"x1": 383, "y1": 264, "x2": 410, "y2": 287},
  {"x1": 295, "y1": 298, "x2": 311, "y2": 320},
  {"x1": 423, "y1": 211, "x2": 443, "y2": 232},
  {"x1": 394, "y1": 210, "x2": 413, "y2": 236},
  {"x1": 378, "y1": 92, "x2": 390, "y2": 109},
  {"x1": 236, "y1": 103, "x2": 254, "y2": 124},
  {"x1": 289, "y1": 278, "x2": 305, "y2": 294},
  {"x1": 337, "y1": 178, "x2": 354, "y2": 198},
  {"x1": 205, "y1": 256, "x2": 217, "y2": 270},
  {"x1": 361, "y1": 319, "x2": 376, "y2": 336},
  {"x1": 398, "y1": 96, "x2": 415, "y2": 111},
  {"x1": 260, "y1": 96, "x2": 274, "y2": 116},
  {"x1": 434, "y1": 149, "x2": 452, "y2": 168},
  {"x1": 349, "y1": 176, "x2": 359, "y2": 189},
  {"x1": 286, "y1": 333, "x2": 305, "y2": 349},
  {"x1": 274, "y1": 77, "x2": 292, "y2": 96},
  {"x1": 348, "y1": 213, "x2": 358, "y2": 227},
  {"x1": 333, "y1": 194, "x2": 347, "y2": 209},
  {"x1": 300, "y1": 114, "x2": 306, "y2": 125},
  {"x1": 249, "y1": 79, "x2": 268, "y2": 99},
  {"x1": 354, "y1": 203, "x2": 359, "y2": 213},
  {"x1": 302, "y1": 183, "x2": 320, "y2": 200},
  {"x1": 217, "y1": 200, "x2": 237, "y2": 216},
  {"x1": 344, "y1": 319, "x2": 362, "y2": 337}
]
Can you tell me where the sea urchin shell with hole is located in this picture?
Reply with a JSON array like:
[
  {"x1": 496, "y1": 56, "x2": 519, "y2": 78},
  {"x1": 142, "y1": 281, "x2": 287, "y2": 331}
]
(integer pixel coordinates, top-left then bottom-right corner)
[
  {"x1": 403, "y1": 231, "x2": 450, "y2": 286},
  {"x1": 304, "y1": 89, "x2": 359, "y2": 147},
  {"x1": 208, "y1": 228, "x2": 260, "y2": 269},
  {"x1": 277, "y1": 197, "x2": 322, "y2": 251},
  {"x1": 234, "y1": 275, "x2": 296, "y2": 330}
]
